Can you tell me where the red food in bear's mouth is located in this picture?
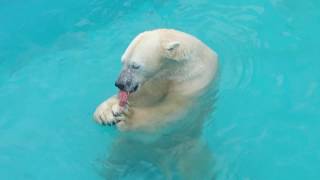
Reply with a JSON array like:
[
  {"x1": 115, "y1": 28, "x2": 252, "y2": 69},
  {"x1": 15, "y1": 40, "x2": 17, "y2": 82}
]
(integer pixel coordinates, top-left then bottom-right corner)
[{"x1": 118, "y1": 90, "x2": 129, "y2": 107}]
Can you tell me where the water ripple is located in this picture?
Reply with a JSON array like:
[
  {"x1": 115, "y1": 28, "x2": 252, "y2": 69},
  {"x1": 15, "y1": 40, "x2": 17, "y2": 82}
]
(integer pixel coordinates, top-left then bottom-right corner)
[{"x1": 167, "y1": 2, "x2": 264, "y2": 90}]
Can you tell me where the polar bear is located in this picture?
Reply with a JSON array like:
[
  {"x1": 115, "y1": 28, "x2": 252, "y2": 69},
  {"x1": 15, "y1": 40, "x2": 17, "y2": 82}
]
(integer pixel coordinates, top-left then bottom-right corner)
[
  {"x1": 94, "y1": 29, "x2": 218, "y2": 131},
  {"x1": 93, "y1": 29, "x2": 218, "y2": 179}
]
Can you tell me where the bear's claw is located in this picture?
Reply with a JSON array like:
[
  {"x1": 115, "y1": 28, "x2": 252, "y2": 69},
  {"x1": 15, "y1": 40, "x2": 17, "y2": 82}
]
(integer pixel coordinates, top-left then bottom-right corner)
[{"x1": 93, "y1": 96, "x2": 128, "y2": 127}]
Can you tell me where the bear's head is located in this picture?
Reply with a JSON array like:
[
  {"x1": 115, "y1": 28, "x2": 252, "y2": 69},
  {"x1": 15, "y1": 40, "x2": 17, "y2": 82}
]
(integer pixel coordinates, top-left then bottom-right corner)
[{"x1": 115, "y1": 30, "x2": 187, "y2": 94}]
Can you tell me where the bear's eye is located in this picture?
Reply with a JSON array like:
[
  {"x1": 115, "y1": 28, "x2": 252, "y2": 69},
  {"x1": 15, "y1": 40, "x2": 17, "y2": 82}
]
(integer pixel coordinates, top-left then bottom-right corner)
[{"x1": 131, "y1": 64, "x2": 141, "y2": 70}]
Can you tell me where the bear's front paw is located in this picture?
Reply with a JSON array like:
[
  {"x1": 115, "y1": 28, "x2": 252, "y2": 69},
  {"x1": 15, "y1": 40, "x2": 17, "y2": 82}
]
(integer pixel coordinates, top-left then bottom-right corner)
[{"x1": 93, "y1": 97, "x2": 128, "y2": 126}]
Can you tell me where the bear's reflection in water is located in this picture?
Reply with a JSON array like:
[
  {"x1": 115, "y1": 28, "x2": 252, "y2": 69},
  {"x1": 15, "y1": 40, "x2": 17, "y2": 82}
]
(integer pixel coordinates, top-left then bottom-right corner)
[{"x1": 102, "y1": 88, "x2": 217, "y2": 180}]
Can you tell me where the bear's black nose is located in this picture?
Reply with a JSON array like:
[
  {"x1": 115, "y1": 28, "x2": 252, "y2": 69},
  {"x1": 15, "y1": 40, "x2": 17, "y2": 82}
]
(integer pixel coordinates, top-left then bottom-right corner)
[{"x1": 115, "y1": 81, "x2": 125, "y2": 91}]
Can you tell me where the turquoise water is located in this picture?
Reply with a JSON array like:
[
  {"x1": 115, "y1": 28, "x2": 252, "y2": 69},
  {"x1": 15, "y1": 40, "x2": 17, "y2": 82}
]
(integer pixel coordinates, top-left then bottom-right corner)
[{"x1": 1, "y1": 0, "x2": 319, "y2": 179}]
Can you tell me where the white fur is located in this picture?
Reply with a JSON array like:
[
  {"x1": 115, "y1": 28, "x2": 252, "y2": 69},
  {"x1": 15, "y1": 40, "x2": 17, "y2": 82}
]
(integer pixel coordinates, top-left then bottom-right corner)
[{"x1": 94, "y1": 29, "x2": 218, "y2": 131}]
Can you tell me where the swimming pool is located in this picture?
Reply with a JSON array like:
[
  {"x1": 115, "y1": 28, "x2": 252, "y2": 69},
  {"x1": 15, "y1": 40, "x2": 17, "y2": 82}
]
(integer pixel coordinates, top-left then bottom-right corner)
[{"x1": 0, "y1": 0, "x2": 319, "y2": 179}]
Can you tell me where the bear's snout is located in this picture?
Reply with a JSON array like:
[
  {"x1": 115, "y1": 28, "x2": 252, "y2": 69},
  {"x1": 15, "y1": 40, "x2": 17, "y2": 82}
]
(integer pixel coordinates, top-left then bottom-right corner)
[{"x1": 115, "y1": 69, "x2": 139, "y2": 93}]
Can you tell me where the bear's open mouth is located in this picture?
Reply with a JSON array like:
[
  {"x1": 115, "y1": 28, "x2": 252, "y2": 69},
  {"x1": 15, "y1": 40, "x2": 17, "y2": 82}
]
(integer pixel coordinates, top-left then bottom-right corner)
[
  {"x1": 118, "y1": 84, "x2": 139, "y2": 107},
  {"x1": 132, "y1": 84, "x2": 139, "y2": 92}
]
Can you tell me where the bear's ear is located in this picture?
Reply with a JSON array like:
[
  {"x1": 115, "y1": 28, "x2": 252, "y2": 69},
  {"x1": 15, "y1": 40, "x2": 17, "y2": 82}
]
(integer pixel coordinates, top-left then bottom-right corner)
[
  {"x1": 165, "y1": 41, "x2": 180, "y2": 51},
  {"x1": 163, "y1": 41, "x2": 186, "y2": 61}
]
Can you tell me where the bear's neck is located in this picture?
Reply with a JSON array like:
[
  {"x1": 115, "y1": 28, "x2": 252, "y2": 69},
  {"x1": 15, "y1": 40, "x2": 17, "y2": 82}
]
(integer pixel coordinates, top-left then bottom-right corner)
[{"x1": 166, "y1": 57, "x2": 216, "y2": 96}]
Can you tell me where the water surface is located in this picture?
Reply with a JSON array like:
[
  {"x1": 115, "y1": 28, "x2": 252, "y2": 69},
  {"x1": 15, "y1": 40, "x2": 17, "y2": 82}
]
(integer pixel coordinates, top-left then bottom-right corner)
[{"x1": 0, "y1": 0, "x2": 319, "y2": 179}]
